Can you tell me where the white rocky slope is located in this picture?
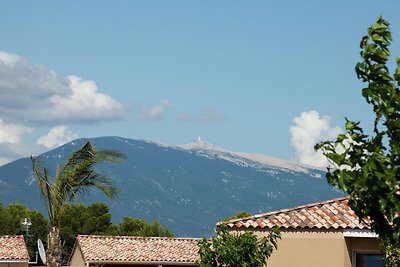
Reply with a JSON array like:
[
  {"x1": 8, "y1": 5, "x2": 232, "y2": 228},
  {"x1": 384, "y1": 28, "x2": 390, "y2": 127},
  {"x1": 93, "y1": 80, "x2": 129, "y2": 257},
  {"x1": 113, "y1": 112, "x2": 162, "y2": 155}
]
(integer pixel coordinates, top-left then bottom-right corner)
[{"x1": 178, "y1": 139, "x2": 323, "y2": 175}]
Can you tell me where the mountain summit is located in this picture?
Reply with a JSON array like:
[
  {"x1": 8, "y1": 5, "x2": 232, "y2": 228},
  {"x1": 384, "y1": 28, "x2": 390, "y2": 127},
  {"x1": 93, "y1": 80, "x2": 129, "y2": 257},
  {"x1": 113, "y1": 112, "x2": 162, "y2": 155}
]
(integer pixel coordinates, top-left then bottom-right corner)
[
  {"x1": 0, "y1": 136, "x2": 343, "y2": 237},
  {"x1": 179, "y1": 138, "x2": 229, "y2": 152},
  {"x1": 179, "y1": 138, "x2": 320, "y2": 174}
]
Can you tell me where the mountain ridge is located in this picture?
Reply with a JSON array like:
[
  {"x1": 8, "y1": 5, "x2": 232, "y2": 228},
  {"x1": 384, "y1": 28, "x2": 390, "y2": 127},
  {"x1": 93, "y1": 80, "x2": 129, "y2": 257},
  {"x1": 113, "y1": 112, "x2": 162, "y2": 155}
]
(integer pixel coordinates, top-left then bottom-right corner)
[
  {"x1": 0, "y1": 136, "x2": 344, "y2": 237},
  {"x1": 177, "y1": 138, "x2": 323, "y2": 174}
]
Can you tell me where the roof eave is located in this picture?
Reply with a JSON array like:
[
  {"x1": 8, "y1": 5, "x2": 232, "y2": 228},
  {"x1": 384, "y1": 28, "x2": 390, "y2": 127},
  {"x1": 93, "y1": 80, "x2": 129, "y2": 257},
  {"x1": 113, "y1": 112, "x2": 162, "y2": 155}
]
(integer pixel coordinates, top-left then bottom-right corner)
[
  {"x1": 86, "y1": 260, "x2": 197, "y2": 266},
  {"x1": 343, "y1": 229, "x2": 378, "y2": 238},
  {"x1": 0, "y1": 259, "x2": 29, "y2": 263}
]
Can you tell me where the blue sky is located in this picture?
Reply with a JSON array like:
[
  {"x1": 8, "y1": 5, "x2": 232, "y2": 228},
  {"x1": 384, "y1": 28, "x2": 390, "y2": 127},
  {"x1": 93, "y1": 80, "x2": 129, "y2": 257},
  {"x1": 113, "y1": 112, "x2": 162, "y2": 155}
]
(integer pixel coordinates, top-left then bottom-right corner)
[{"x1": 0, "y1": 1, "x2": 399, "y2": 166}]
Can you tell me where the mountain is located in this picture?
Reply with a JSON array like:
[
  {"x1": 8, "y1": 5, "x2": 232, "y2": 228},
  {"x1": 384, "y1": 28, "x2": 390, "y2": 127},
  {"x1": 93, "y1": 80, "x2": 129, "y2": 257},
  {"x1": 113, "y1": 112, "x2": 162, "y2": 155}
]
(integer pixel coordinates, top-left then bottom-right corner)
[{"x1": 0, "y1": 136, "x2": 344, "y2": 237}]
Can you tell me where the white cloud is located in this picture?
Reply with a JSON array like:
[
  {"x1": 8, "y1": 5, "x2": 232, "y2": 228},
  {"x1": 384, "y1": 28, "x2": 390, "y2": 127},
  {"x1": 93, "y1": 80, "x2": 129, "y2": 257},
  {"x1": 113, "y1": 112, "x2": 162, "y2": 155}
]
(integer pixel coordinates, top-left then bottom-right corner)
[
  {"x1": 0, "y1": 118, "x2": 42, "y2": 165},
  {"x1": 139, "y1": 99, "x2": 172, "y2": 121},
  {"x1": 37, "y1": 126, "x2": 79, "y2": 149},
  {"x1": 0, "y1": 50, "x2": 126, "y2": 126},
  {"x1": 177, "y1": 109, "x2": 226, "y2": 123},
  {"x1": 0, "y1": 50, "x2": 129, "y2": 165},
  {"x1": 0, "y1": 119, "x2": 33, "y2": 144},
  {"x1": 0, "y1": 51, "x2": 21, "y2": 66},
  {"x1": 290, "y1": 110, "x2": 342, "y2": 168}
]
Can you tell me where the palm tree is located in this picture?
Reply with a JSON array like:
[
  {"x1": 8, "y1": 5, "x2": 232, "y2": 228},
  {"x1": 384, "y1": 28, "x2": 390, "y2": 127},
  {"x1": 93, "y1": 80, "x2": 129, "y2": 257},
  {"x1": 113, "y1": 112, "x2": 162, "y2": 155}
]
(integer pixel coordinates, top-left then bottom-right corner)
[{"x1": 31, "y1": 142, "x2": 123, "y2": 267}]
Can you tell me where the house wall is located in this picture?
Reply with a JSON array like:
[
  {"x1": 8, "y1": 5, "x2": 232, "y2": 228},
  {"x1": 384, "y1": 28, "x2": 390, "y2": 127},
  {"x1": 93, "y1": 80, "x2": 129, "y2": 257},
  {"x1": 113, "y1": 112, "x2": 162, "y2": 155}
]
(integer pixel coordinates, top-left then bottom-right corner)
[
  {"x1": 69, "y1": 245, "x2": 86, "y2": 267},
  {"x1": 88, "y1": 264, "x2": 196, "y2": 267},
  {"x1": 236, "y1": 228, "x2": 380, "y2": 267},
  {"x1": 345, "y1": 237, "x2": 381, "y2": 264},
  {"x1": 97, "y1": 265, "x2": 195, "y2": 267},
  {"x1": 346, "y1": 236, "x2": 380, "y2": 252},
  {"x1": 0, "y1": 262, "x2": 28, "y2": 267},
  {"x1": 265, "y1": 229, "x2": 349, "y2": 267}
]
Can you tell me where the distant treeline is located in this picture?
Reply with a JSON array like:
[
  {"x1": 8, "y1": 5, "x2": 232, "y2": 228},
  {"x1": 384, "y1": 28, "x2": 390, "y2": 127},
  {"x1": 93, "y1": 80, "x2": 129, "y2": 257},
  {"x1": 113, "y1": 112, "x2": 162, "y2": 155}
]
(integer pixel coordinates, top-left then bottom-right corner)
[{"x1": 0, "y1": 202, "x2": 173, "y2": 264}]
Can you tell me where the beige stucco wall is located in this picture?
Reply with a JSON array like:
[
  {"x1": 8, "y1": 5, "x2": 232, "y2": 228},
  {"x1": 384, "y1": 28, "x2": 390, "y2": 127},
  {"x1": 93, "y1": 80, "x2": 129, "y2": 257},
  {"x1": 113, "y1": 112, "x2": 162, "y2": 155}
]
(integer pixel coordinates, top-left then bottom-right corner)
[
  {"x1": 0, "y1": 262, "x2": 28, "y2": 267},
  {"x1": 95, "y1": 265, "x2": 195, "y2": 267},
  {"x1": 234, "y1": 228, "x2": 380, "y2": 267},
  {"x1": 69, "y1": 244, "x2": 86, "y2": 267},
  {"x1": 266, "y1": 229, "x2": 349, "y2": 267},
  {"x1": 345, "y1": 236, "x2": 381, "y2": 261}
]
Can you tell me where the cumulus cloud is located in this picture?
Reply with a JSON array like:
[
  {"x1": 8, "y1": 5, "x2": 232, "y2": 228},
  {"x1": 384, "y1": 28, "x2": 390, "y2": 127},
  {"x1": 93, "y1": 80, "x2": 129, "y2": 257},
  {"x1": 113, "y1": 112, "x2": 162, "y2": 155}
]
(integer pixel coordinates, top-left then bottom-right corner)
[
  {"x1": 0, "y1": 119, "x2": 33, "y2": 144},
  {"x1": 139, "y1": 99, "x2": 172, "y2": 121},
  {"x1": 0, "y1": 50, "x2": 127, "y2": 165},
  {"x1": 0, "y1": 119, "x2": 36, "y2": 165},
  {"x1": 37, "y1": 126, "x2": 79, "y2": 149},
  {"x1": 0, "y1": 51, "x2": 21, "y2": 66},
  {"x1": 0, "y1": 50, "x2": 125, "y2": 126},
  {"x1": 177, "y1": 109, "x2": 226, "y2": 123},
  {"x1": 290, "y1": 110, "x2": 342, "y2": 168}
]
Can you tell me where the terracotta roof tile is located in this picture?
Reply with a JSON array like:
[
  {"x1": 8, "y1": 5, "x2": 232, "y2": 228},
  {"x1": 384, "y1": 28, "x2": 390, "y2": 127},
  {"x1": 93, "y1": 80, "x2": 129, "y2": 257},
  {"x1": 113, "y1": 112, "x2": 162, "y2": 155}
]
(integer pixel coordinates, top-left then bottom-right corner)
[
  {"x1": 221, "y1": 196, "x2": 370, "y2": 230},
  {"x1": 76, "y1": 235, "x2": 199, "y2": 264},
  {"x1": 0, "y1": 236, "x2": 29, "y2": 260}
]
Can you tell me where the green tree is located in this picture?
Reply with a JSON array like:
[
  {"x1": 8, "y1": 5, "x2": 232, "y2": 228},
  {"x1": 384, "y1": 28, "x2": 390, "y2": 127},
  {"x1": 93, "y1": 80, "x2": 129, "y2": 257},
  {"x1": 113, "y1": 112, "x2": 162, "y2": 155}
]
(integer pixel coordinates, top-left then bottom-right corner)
[
  {"x1": 59, "y1": 203, "x2": 113, "y2": 264},
  {"x1": 114, "y1": 216, "x2": 173, "y2": 237},
  {"x1": 80, "y1": 203, "x2": 113, "y2": 234},
  {"x1": 58, "y1": 202, "x2": 173, "y2": 263},
  {"x1": 31, "y1": 142, "x2": 123, "y2": 267},
  {"x1": 224, "y1": 211, "x2": 252, "y2": 221},
  {"x1": 315, "y1": 16, "x2": 400, "y2": 267},
  {"x1": 198, "y1": 225, "x2": 281, "y2": 267},
  {"x1": 0, "y1": 202, "x2": 48, "y2": 259}
]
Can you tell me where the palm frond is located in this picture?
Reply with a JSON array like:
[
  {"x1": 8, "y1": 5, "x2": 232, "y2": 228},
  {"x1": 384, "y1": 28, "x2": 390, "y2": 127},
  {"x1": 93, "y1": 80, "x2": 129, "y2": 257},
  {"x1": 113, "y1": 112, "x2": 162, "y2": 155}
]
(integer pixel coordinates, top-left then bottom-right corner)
[
  {"x1": 31, "y1": 142, "x2": 123, "y2": 267},
  {"x1": 95, "y1": 149, "x2": 125, "y2": 163},
  {"x1": 31, "y1": 156, "x2": 55, "y2": 223},
  {"x1": 67, "y1": 173, "x2": 120, "y2": 201},
  {"x1": 55, "y1": 141, "x2": 122, "y2": 202},
  {"x1": 32, "y1": 141, "x2": 123, "y2": 226}
]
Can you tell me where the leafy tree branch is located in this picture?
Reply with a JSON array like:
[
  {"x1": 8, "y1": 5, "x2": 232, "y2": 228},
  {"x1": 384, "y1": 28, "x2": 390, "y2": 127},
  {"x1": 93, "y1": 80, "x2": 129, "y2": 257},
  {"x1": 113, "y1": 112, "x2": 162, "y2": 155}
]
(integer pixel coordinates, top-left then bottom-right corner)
[
  {"x1": 198, "y1": 225, "x2": 281, "y2": 267},
  {"x1": 316, "y1": 16, "x2": 400, "y2": 267}
]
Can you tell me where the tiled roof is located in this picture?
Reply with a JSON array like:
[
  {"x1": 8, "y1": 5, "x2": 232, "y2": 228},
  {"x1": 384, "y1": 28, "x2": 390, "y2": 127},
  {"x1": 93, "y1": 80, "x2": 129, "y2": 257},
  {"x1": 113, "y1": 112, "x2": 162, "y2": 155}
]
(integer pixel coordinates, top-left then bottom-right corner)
[
  {"x1": 76, "y1": 235, "x2": 199, "y2": 264},
  {"x1": 0, "y1": 235, "x2": 29, "y2": 261},
  {"x1": 222, "y1": 196, "x2": 370, "y2": 230}
]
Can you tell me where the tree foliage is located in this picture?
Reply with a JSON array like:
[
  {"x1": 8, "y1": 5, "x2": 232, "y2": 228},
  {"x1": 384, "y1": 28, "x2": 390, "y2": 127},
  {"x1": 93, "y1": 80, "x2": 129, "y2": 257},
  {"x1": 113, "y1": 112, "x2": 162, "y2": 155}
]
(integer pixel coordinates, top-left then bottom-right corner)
[
  {"x1": 59, "y1": 202, "x2": 173, "y2": 263},
  {"x1": 315, "y1": 16, "x2": 400, "y2": 267},
  {"x1": 224, "y1": 211, "x2": 252, "y2": 221},
  {"x1": 31, "y1": 142, "x2": 123, "y2": 267},
  {"x1": 113, "y1": 216, "x2": 173, "y2": 237},
  {"x1": 0, "y1": 203, "x2": 48, "y2": 259},
  {"x1": 59, "y1": 202, "x2": 113, "y2": 263},
  {"x1": 0, "y1": 201, "x2": 174, "y2": 265},
  {"x1": 198, "y1": 225, "x2": 281, "y2": 267}
]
